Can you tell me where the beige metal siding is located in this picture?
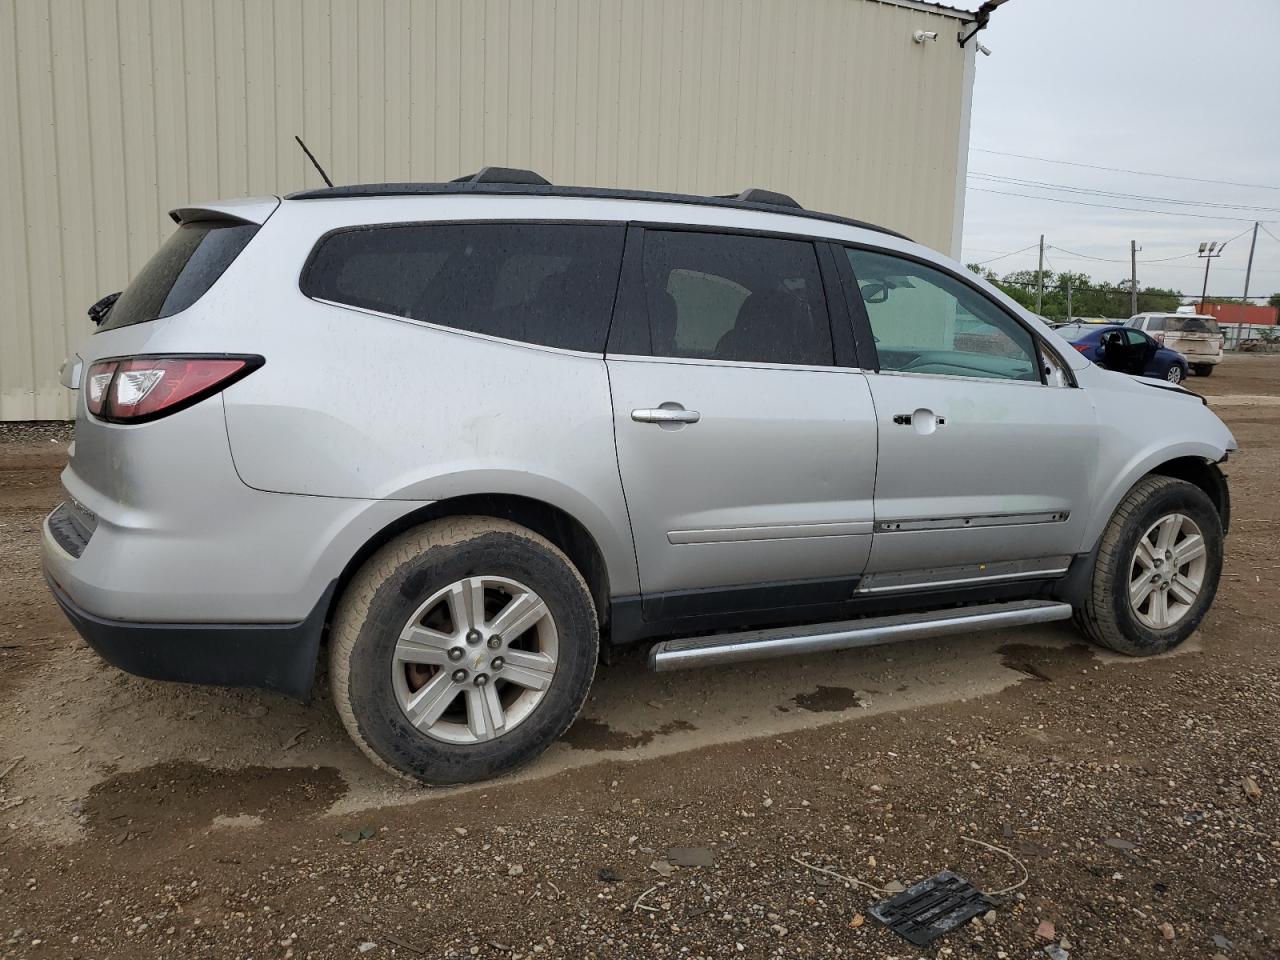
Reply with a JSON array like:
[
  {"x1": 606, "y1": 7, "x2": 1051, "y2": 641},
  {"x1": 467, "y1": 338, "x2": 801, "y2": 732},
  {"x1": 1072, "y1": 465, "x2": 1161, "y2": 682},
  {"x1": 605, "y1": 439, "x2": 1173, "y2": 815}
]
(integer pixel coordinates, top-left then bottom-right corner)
[{"x1": 1, "y1": 0, "x2": 970, "y2": 420}]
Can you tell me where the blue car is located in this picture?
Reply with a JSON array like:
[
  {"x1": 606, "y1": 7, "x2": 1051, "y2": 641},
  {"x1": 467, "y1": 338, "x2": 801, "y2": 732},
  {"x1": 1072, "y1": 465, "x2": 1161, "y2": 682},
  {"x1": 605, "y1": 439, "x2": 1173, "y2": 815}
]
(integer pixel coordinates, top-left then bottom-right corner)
[{"x1": 1056, "y1": 323, "x2": 1189, "y2": 385}]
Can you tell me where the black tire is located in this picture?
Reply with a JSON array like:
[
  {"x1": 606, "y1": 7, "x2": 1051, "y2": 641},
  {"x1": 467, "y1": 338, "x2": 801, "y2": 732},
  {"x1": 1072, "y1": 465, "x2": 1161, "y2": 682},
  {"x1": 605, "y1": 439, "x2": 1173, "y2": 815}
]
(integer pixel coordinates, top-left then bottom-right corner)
[
  {"x1": 330, "y1": 517, "x2": 598, "y2": 785},
  {"x1": 1193, "y1": 364, "x2": 1214, "y2": 377},
  {"x1": 1073, "y1": 476, "x2": 1223, "y2": 656}
]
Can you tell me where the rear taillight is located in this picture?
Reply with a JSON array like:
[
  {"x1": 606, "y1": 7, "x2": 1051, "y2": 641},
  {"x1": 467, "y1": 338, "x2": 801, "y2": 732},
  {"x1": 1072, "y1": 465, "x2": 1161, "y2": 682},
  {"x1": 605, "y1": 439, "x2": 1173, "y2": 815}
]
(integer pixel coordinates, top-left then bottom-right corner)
[
  {"x1": 1154, "y1": 333, "x2": 1165, "y2": 344},
  {"x1": 83, "y1": 355, "x2": 262, "y2": 423},
  {"x1": 1072, "y1": 343, "x2": 1091, "y2": 354}
]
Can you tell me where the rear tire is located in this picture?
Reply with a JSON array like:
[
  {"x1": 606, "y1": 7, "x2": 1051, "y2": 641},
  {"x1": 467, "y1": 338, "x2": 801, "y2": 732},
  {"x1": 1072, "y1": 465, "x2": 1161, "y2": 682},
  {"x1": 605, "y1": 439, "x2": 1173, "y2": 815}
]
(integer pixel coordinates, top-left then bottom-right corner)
[
  {"x1": 1073, "y1": 476, "x2": 1222, "y2": 657},
  {"x1": 330, "y1": 517, "x2": 598, "y2": 785},
  {"x1": 1165, "y1": 364, "x2": 1184, "y2": 385},
  {"x1": 1193, "y1": 364, "x2": 1214, "y2": 377}
]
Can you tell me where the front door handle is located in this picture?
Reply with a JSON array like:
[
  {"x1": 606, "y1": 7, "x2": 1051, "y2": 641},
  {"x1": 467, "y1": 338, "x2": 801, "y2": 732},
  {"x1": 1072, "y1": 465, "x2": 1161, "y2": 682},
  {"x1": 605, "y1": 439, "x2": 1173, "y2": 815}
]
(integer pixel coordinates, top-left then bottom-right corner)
[
  {"x1": 892, "y1": 409, "x2": 946, "y2": 431},
  {"x1": 632, "y1": 407, "x2": 701, "y2": 425}
]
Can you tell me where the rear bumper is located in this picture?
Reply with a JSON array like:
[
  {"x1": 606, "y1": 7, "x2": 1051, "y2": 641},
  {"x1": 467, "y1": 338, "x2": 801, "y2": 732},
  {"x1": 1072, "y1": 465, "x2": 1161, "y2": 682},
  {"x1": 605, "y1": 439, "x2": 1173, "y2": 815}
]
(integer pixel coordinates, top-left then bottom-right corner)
[{"x1": 44, "y1": 566, "x2": 333, "y2": 700}]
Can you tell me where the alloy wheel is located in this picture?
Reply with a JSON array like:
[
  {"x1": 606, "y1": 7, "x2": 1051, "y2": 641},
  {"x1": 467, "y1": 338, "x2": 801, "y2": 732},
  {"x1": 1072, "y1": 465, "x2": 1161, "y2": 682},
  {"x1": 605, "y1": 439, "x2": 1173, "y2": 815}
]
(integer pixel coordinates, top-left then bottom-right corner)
[
  {"x1": 1165, "y1": 366, "x2": 1183, "y2": 384},
  {"x1": 392, "y1": 576, "x2": 558, "y2": 744},
  {"x1": 1128, "y1": 513, "x2": 1207, "y2": 630}
]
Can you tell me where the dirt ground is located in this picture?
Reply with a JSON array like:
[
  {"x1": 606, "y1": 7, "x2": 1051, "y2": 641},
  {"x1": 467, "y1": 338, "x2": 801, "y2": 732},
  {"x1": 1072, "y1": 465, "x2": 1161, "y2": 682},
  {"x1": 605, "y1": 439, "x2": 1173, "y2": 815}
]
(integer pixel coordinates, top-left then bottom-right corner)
[{"x1": 1, "y1": 356, "x2": 1277, "y2": 960}]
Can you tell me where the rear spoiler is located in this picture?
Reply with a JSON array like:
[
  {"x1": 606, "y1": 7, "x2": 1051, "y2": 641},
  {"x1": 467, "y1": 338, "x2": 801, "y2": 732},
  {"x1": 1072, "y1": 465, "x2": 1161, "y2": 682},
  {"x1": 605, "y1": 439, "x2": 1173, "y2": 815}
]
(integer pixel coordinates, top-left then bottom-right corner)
[{"x1": 169, "y1": 196, "x2": 281, "y2": 226}]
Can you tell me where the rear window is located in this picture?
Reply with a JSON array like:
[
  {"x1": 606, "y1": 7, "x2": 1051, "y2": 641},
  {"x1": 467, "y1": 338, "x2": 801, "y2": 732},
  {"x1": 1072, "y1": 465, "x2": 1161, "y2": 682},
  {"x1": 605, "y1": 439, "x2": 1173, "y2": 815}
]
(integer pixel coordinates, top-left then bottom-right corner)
[
  {"x1": 100, "y1": 221, "x2": 259, "y2": 331},
  {"x1": 1053, "y1": 324, "x2": 1093, "y2": 341},
  {"x1": 301, "y1": 222, "x2": 626, "y2": 353},
  {"x1": 1166, "y1": 316, "x2": 1220, "y2": 334}
]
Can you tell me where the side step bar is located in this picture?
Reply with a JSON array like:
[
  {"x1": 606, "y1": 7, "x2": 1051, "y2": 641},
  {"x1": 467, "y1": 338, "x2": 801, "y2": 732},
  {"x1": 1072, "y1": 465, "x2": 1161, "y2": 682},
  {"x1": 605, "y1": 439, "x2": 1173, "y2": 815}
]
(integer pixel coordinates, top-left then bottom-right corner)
[{"x1": 648, "y1": 599, "x2": 1073, "y2": 672}]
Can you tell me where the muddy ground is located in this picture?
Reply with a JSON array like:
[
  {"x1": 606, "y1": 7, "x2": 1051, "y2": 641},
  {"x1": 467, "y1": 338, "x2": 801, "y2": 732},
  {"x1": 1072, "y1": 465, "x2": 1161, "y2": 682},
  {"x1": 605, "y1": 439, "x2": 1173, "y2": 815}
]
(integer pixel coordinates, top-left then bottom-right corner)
[{"x1": 1, "y1": 356, "x2": 1277, "y2": 960}]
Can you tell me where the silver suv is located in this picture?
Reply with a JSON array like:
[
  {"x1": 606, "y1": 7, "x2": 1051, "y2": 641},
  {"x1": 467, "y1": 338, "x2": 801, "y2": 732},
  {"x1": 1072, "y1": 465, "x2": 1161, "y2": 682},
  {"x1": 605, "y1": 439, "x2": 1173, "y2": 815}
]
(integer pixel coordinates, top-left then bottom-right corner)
[{"x1": 43, "y1": 169, "x2": 1235, "y2": 784}]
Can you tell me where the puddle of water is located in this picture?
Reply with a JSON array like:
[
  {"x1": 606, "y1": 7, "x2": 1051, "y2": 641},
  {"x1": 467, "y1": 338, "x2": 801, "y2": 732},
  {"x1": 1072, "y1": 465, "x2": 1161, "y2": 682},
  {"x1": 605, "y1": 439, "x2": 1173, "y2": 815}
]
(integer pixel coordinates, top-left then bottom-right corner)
[
  {"x1": 997, "y1": 642, "x2": 1097, "y2": 682},
  {"x1": 561, "y1": 717, "x2": 697, "y2": 751},
  {"x1": 791, "y1": 685, "x2": 864, "y2": 712},
  {"x1": 83, "y1": 761, "x2": 346, "y2": 838}
]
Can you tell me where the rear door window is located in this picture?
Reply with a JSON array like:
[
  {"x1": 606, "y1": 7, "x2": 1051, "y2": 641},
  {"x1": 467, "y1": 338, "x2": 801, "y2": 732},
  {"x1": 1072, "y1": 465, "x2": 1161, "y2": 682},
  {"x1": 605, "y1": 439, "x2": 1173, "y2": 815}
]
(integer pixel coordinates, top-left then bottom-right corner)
[
  {"x1": 101, "y1": 220, "x2": 259, "y2": 331},
  {"x1": 301, "y1": 222, "x2": 626, "y2": 353},
  {"x1": 638, "y1": 230, "x2": 833, "y2": 366}
]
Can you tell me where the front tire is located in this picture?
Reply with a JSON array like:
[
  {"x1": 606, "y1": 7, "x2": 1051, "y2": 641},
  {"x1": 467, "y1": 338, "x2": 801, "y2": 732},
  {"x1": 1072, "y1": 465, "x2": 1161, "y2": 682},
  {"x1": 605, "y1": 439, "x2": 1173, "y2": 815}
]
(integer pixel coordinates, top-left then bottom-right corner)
[
  {"x1": 1193, "y1": 364, "x2": 1215, "y2": 377},
  {"x1": 330, "y1": 517, "x2": 598, "y2": 785},
  {"x1": 1073, "y1": 476, "x2": 1222, "y2": 657},
  {"x1": 1165, "y1": 364, "x2": 1184, "y2": 385}
]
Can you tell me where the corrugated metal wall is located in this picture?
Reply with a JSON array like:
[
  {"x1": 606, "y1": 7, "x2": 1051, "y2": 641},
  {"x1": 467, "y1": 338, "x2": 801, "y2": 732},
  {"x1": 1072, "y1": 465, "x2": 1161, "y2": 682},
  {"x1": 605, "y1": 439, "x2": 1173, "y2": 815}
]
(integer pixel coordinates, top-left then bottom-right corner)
[{"x1": 1, "y1": 0, "x2": 972, "y2": 420}]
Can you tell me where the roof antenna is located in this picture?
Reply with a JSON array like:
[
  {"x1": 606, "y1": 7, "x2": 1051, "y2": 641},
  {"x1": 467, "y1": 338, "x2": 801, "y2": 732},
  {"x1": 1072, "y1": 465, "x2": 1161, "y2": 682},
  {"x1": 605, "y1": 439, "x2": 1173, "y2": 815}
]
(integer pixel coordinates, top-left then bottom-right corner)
[{"x1": 294, "y1": 135, "x2": 334, "y2": 188}]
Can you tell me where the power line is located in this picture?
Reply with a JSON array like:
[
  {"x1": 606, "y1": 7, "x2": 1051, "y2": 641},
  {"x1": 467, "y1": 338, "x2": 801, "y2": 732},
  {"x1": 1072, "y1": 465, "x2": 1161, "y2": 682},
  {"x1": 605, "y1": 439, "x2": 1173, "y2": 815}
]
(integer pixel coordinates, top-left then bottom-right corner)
[
  {"x1": 968, "y1": 172, "x2": 1280, "y2": 215},
  {"x1": 967, "y1": 187, "x2": 1267, "y2": 222},
  {"x1": 971, "y1": 147, "x2": 1280, "y2": 192},
  {"x1": 1261, "y1": 224, "x2": 1280, "y2": 246},
  {"x1": 1044, "y1": 245, "x2": 1192, "y2": 264},
  {"x1": 1046, "y1": 226, "x2": 1256, "y2": 265},
  {"x1": 972, "y1": 242, "x2": 1039, "y2": 265}
]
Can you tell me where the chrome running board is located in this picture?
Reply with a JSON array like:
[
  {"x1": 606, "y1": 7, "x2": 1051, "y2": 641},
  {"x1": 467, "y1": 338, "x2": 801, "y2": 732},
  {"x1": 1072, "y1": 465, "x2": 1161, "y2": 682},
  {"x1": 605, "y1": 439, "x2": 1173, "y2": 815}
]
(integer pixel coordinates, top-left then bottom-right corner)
[{"x1": 648, "y1": 599, "x2": 1073, "y2": 672}]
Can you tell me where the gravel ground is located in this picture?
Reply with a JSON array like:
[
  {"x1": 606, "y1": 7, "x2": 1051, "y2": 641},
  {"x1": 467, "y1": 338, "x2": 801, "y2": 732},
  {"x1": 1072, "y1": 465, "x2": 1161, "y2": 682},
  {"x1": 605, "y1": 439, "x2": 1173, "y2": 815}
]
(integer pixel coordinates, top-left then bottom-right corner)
[{"x1": 1, "y1": 356, "x2": 1277, "y2": 960}]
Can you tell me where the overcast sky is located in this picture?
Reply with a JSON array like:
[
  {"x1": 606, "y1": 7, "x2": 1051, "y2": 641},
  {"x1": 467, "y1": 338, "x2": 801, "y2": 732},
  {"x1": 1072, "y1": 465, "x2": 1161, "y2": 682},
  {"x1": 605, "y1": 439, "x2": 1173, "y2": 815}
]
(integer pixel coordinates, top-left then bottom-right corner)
[{"x1": 962, "y1": 0, "x2": 1280, "y2": 300}]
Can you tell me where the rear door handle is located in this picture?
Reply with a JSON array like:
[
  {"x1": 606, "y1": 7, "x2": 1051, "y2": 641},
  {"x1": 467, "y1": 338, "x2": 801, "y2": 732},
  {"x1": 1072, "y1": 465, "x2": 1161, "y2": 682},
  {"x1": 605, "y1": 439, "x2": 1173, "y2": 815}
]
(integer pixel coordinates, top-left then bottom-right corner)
[{"x1": 632, "y1": 407, "x2": 701, "y2": 424}]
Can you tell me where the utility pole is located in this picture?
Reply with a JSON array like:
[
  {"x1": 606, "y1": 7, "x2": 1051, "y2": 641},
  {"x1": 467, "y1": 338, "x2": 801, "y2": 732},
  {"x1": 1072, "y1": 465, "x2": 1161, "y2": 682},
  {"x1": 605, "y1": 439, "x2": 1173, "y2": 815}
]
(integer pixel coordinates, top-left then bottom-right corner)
[
  {"x1": 1239, "y1": 221, "x2": 1260, "y2": 349},
  {"x1": 1130, "y1": 240, "x2": 1139, "y2": 316},
  {"x1": 1035, "y1": 234, "x2": 1045, "y2": 315},
  {"x1": 1242, "y1": 221, "x2": 1259, "y2": 305},
  {"x1": 1066, "y1": 278, "x2": 1073, "y2": 321}
]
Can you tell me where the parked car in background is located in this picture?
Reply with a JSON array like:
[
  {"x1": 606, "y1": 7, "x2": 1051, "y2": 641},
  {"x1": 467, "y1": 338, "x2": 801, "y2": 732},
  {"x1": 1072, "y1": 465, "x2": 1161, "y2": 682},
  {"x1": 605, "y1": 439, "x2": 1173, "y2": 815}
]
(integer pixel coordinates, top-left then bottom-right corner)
[
  {"x1": 1127, "y1": 313, "x2": 1223, "y2": 376},
  {"x1": 43, "y1": 170, "x2": 1235, "y2": 785},
  {"x1": 1058, "y1": 323, "x2": 1190, "y2": 385}
]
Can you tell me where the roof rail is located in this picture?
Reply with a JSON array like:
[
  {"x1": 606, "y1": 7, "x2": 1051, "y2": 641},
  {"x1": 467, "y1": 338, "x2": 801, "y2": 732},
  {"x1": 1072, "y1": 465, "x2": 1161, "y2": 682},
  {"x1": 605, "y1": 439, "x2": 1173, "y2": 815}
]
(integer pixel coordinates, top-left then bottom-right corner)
[
  {"x1": 734, "y1": 188, "x2": 802, "y2": 209},
  {"x1": 450, "y1": 166, "x2": 550, "y2": 186},
  {"x1": 286, "y1": 175, "x2": 908, "y2": 241}
]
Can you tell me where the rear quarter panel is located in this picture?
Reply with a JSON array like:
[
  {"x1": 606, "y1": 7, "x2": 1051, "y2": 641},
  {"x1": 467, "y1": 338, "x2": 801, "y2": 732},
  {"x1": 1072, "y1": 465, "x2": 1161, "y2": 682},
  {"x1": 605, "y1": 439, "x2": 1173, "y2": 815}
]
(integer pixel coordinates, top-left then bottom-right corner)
[{"x1": 215, "y1": 199, "x2": 640, "y2": 596}]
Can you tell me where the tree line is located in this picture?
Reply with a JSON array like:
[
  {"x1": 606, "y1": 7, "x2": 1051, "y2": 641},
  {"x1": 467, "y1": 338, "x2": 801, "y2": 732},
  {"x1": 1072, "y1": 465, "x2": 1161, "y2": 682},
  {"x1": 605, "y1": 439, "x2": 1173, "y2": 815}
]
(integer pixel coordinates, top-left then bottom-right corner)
[{"x1": 965, "y1": 265, "x2": 1181, "y2": 320}]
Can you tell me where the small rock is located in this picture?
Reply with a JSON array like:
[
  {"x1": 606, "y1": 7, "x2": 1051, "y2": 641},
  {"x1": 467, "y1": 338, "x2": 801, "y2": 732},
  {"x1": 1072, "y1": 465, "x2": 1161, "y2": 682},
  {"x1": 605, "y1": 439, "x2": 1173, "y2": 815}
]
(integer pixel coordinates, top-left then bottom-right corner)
[
  {"x1": 1044, "y1": 946, "x2": 1069, "y2": 960},
  {"x1": 1036, "y1": 920, "x2": 1056, "y2": 941},
  {"x1": 650, "y1": 860, "x2": 674, "y2": 878},
  {"x1": 883, "y1": 880, "x2": 906, "y2": 894},
  {"x1": 1103, "y1": 838, "x2": 1135, "y2": 851},
  {"x1": 761, "y1": 797, "x2": 773, "y2": 809},
  {"x1": 454, "y1": 827, "x2": 468, "y2": 837},
  {"x1": 357, "y1": 943, "x2": 377, "y2": 954},
  {"x1": 1211, "y1": 934, "x2": 1234, "y2": 950},
  {"x1": 507, "y1": 864, "x2": 524, "y2": 876},
  {"x1": 1158, "y1": 922, "x2": 1175, "y2": 941},
  {"x1": 983, "y1": 910, "x2": 998, "y2": 925},
  {"x1": 1242, "y1": 777, "x2": 1262, "y2": 802},
  {"x1": 597, "y1": 867, "x2": 621, "y2": 882},
  {"x1": 867, "y1": 855, "x2": 877, "y2": 868},
  {"x1": 849, "y1": 913, "x2": 865, "y2": 929}
]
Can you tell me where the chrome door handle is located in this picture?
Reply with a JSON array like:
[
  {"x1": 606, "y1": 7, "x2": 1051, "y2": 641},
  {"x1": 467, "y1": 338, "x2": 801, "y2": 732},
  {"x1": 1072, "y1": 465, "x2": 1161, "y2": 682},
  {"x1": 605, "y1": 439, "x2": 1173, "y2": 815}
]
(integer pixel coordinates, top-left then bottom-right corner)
[{"x1": 632, "y1": 407, "x2": 701, "y2": 424}]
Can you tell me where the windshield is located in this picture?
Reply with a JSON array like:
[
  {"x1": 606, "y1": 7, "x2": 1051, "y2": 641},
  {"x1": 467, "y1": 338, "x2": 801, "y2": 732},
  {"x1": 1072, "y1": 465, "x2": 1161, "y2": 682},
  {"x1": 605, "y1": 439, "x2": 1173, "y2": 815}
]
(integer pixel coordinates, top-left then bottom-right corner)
[
  {"x1": 1165, "y1": 316, "x2": 1220, "y2": 334},
  {"x1": 100, "y1": 220, "x2": 258, "y2": 331}
]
